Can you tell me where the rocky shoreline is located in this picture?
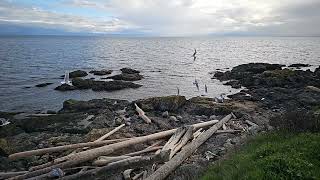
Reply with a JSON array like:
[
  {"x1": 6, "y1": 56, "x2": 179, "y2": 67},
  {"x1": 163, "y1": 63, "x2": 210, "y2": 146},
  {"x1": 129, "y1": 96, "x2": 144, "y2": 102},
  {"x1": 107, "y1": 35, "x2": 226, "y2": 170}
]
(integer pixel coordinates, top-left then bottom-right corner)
[{"x1": 0, "y1": 63, "x2": 319, "y2": 179}]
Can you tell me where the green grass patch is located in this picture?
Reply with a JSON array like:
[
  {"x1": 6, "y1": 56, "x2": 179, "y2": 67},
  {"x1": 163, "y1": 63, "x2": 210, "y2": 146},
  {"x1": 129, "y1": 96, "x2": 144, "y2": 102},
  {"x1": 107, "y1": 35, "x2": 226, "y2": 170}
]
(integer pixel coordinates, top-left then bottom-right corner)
[{"x1": 202, "y1": 132, "x2": 320, "y2": 180}]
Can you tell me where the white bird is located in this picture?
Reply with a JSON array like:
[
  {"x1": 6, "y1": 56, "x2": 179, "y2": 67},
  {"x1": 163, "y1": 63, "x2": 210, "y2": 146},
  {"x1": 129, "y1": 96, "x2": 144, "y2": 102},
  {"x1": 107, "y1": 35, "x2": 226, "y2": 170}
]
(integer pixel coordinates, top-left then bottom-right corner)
[
  {"x1": 214, "y1": 93, "x2": 226, "y2": 103},
  {"x1": 61, "y1": 71, "x2": 72, "y2": 85},
  {"x1": 0, "y1": 118, "x2": 10, "y2": 127}
]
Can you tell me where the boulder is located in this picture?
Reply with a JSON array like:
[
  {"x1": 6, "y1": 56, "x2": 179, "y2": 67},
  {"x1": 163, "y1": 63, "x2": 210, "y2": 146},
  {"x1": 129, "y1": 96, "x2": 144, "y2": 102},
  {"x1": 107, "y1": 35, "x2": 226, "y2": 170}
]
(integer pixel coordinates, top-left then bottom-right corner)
[
  {"x1": 120, "y1": 68, "x2": 140, "y2": 74},
  {"x1": 223, "y1": 80, "x2": 241, "y2": 89},
  {"x1": 135, "y1": 96, "x2": 187, "y2": 112},
  {"x1": 54, "y1": 84, "x2": 77, "y2": 91},
  {"x1": 35, "y1": 82, "x2": 53, "y2": 87},
  {"x1": 69, "y1": 70, "x2": 88, "y2": 78},
  {"x1": 104, "y1": 73, "x2": 144, "y2": 81},
  {"x1": 89, "y1": 70, "x2": 113, "y2": 76}
]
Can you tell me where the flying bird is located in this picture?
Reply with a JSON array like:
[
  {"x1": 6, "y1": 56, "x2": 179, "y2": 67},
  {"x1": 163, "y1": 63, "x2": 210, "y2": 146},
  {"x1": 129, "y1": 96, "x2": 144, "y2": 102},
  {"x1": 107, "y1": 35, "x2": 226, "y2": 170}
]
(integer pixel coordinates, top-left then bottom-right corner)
[
  {"x1": 193, "y1": 78, "x2": 199, "y2": 91},
  {"x1": 192, "y1": 49, "x2": 197, "y2": 61}
]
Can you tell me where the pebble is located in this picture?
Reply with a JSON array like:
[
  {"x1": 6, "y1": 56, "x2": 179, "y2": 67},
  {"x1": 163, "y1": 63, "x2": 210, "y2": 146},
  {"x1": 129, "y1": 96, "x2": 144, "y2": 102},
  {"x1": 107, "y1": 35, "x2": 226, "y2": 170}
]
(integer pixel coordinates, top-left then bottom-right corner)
[{"x1": 162, "y1": 111, "x2": 169, "y2": 118}]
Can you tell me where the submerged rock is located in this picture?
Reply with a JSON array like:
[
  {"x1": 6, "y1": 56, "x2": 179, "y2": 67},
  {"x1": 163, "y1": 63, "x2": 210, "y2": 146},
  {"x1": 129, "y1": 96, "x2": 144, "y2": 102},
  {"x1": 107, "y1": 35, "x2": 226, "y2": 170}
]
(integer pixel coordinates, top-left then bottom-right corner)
[
  {"x1": 57, "y1": 78, "x2": 142, "y2": 91},
  {"x1": 89, "y1": 70, "x2": 113, "y2": 76},
  {"x1": 120, "y1": 68, "x2": 140, "y2": 74},
  {"x1": 104, "y1": 73, "x2": 143, "y2": 81},
  {"x1": 54, "y1": 84, "x2": 77, "y2": 91},
  {"x1": 35, "y1": 82, "x2": 53, "y2": 87},
  {"x1": 69, "y1": 70, "x2": 88, "y2": 78}
]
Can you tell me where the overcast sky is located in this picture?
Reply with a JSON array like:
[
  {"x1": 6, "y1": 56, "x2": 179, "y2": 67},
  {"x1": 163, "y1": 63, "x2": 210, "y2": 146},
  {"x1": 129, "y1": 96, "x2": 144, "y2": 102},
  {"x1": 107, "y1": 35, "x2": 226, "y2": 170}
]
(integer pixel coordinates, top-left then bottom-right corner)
[{"x1": 0, "y1": 0, "x2": 319, "y2": 36}]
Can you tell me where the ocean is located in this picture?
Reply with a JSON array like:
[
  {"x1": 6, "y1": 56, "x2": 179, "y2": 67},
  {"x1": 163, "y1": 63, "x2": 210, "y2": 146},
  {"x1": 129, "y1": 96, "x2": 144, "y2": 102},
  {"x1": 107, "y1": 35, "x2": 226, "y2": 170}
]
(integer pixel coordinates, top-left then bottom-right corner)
[{"x1": 0, "y1": 36, "x2": 319, "y2": 112}]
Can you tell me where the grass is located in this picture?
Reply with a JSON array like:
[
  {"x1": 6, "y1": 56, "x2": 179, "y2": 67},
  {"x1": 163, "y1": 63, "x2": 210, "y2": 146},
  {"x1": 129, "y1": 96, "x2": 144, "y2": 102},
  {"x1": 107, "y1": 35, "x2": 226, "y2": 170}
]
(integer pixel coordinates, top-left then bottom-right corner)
[{"x1": 201, "y1": 132, "x2": 320, "y2": 180}]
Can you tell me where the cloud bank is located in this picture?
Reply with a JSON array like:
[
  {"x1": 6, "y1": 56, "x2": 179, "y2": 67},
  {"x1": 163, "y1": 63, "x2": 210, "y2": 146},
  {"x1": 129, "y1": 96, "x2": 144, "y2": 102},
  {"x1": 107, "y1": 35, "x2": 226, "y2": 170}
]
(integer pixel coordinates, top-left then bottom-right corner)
[{"x1": 0, "y1": 0, "x2": 319, "y2": 36}]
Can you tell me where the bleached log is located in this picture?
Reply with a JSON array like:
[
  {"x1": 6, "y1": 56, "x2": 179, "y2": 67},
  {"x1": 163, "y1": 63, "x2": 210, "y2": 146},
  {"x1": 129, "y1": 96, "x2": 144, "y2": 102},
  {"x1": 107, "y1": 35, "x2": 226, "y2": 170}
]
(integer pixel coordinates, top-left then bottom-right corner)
[
  {"x1": 10, "y1": 138, "x2": 130, "y2": 160},
  {"x1": 60, "y1": 150, "x2": 170, "y2": 180},
  {"x1": 0, "y1": 171, "x2": 28, "y2": 179},
  {"x1": 10, "y1": 119, "x2": 219, "y2": 180},
  {"x1": 162, "y1": 127, "x2": 186, "y2": 152},
  {"x1": 306, "y1": 85, "x2": 320, "y2": 93},
  {"x1": 93, "y1": 156, "x2": 131, "y2": 166},
  {"x1": 170, "y1": 126, "x2": 193, "y2": 158},
  {"x1": 94, "y1": 124, "x2": 126, "y2": 142},
  {"x1": 132, "y1": 171, "x2": 145, "y2": 180},
  {"x1": 145, "y1": 114, "x2": 232, "y2": 180},
  {"x1": 245, "y1": 120, "x2": 258, "y2": 127},
  {"x1": 135, "y1": 103, "x2": 152, "y2": 124}
]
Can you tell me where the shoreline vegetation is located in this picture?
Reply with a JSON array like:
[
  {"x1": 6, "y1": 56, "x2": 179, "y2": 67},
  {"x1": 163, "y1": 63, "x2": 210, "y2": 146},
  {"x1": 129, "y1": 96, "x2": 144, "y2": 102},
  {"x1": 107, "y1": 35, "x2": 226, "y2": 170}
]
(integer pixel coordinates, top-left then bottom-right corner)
[{"x1": 0, "y1": 63, "x2": 319, "y2": 179}]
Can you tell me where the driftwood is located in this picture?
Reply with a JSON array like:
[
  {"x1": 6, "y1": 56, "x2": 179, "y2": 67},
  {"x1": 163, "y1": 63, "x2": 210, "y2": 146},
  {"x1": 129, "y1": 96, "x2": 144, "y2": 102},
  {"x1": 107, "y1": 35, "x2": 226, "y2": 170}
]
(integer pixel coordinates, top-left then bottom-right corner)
[
  {"x1": 10, "y1": 119, "x2": 219, "y2": 180},
  {"x1": 94, "y1": 124, "x2": 126, "y2": 142},
  {"x1": 145, "y1": 114, "x2": 232, "y2": 180},
  {"x1": 245, "y1": 120, "x2": 258, "y2": 127},
  {"x1": 93, "y1": 156, "x2": 131, "y2": 166},
  {"x1": 10, "y1": 138, "x2": 131, "y2": 160},
  {"x1": 162, "y1": 127, "x2": 187, "y2": 152},
  {"x1": 0, "y1": 171, "x2": 28, "y2": 179},
  {"x1": 170, "y1": 126, "x2": 193, "y2": 158},
  {"x1": 192, "y1": 128, "x2": 203, "y2": 139},
  {"x1": 135, "y1": 103, "x2": 152, "y2": 124},
  {"x1": 60, "y1": 150, "x2": 170, "y2": 180},
  {"x1": 132, "y1": 170, "x2": 146, "y2": 180}
]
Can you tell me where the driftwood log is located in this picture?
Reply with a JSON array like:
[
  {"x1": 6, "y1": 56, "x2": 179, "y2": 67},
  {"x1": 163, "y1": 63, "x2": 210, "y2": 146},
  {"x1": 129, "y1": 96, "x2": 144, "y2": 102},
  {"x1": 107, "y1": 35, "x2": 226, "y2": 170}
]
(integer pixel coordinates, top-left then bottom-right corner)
[
  {"x1": 10, "y1": 138, "x2": 131, "y2": 160},
  {"x1": 94, "y1": 124, "x2": 126, "y2": 142},
  {"x1": 145, "y1": 114, "x2": 232, "y2": 180},
  {"x1": 10, "y1": 119, "x2": 219, "y2": 180},
  {"x1": 135, "y1": 103, "x2": 152, "y2": 124},
  {"x1": 60, "y1": 150, "x2": 170, "y2": 180}
]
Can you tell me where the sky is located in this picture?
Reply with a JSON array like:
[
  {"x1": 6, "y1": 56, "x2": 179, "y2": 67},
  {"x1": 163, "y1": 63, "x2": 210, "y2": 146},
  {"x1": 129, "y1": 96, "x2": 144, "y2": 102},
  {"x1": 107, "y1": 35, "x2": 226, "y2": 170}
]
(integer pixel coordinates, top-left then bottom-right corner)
[{"x1": 0, "y1": 0, "x2": 319, "y2": 36}]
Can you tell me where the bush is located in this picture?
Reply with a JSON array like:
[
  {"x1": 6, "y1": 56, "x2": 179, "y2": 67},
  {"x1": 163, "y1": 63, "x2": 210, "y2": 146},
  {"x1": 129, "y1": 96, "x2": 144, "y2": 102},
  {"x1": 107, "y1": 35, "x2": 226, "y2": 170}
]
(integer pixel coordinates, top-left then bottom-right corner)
[{"x1": 270, "y1": 108, "x2": 320, "y2": 133}]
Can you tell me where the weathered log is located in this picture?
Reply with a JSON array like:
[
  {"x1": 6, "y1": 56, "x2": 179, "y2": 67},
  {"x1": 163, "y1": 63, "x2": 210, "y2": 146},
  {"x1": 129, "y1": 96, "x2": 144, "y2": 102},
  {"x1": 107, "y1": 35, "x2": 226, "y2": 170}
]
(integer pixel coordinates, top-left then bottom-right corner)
[
  {"x1": 170, "y1": 126, "x2": 193, "y2": 158},
  {"x1": 145, "y1": 114, "x2": 232, "y2": 180},
  {"x1": 162, "y1": 127, "x2": 187, "y2": 152},
  {"x1": 94, "y1": 124, "x2": 125, "y2": 142},
  {"x1": 306, "y1": 85, "x2": 320, "y2": 93},
  {"x1": 123, "y1": 169, "x2": 133, "y2": 180},
  {"x1": 10, "y1": 138, "x2": 131, "y2": 160},
  {"x1": 60, "y1": 150, "x2": 170, "y2": 180},
  {"x1": 135, "y1": 103, "x2": 152, "y2": 123},
  {"x1": 10, "y1": 119, "x2": 219, "y2": 180},
  {"x1": 0, "y1": 171, "x2": 28, "y2": 179},
  {"x1": 93, "y1": 156, "x2": 131, "y2": 166}
]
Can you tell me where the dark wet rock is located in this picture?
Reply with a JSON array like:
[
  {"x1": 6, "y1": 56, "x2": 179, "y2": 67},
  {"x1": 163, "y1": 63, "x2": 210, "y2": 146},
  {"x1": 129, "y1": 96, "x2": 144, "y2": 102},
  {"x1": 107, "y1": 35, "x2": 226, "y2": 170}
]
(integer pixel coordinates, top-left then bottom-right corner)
[
  {"x1": 135, "y1": 96, "x2": 187, "y2": 112},
  {"x1": 231, "y1": 63, "x2": 283, "y2": 75},
  {"x1": 60, "y1": 98, "x2": 129, "y2": 113},
  {"x1": 315, "y1": 66, "x2": 320, "y2": 77},
  {"x1": 104, "y1": 73, "x2": 144, "y2": 81},
  {"x1": 54, "y1": 84, "x2": 77, "y2": 91},
  {"x1": 223, "y1": 80, "x2": 241, "y2": 89},
  {"x1": 120, "y1": 68, "x2": 140, "y2": 74},
  {"x1": 69, "y1": 70, "x2": 88, "y2": 78},
  {"x1": 35, "y1": 82, "x2": 53, "y2": 87},
  {"x1": 288, "y1": 63, "x2": 311, "y2": 68},
  {"x1": 185, "y1": 97, "x2": 232, "y2": 116},
  {"x1": 46, "y1": 110, "x2": 56, "y2": 114},
  {"x1": 71, "y1": 78, "x2": 142, "y2": 91},
  {"x1": 89, "y1": 70, "x2": 113, "y2": 76}
]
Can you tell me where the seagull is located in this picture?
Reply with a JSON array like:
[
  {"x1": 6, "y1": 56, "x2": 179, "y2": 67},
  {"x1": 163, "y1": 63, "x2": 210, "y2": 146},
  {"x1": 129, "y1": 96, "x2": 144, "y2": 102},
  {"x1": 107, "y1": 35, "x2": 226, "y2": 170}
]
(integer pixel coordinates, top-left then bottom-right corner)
[
  {"x1": 177, "y1": 87, "x2": 180, "y2": 95},
  {"x1": 192, "y1": 49, "x2": 197, "y2": 61},
  {"x1": 61, "y1": 71, "x2": 72, "y2": 85},
  {"x1": 193, "y1": 79, "x2": 199, "y2": 91},
  {"x1": 214, "y1": 93, "x2": 226, "y2": 103},
  {"x1": 205, "y1": 84, "x2": 208, "y2": 93},
  {"x1": 0, "y1": 118, "x2": 10, "y2": 127}
]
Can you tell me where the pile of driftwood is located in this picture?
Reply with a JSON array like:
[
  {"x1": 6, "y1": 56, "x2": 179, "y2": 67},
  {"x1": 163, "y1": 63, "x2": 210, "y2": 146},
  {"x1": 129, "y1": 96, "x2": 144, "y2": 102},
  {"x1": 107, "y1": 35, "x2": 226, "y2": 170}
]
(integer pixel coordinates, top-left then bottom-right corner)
[{"x1": 1, "y1": 105, "x2": 239, "y2": 180}]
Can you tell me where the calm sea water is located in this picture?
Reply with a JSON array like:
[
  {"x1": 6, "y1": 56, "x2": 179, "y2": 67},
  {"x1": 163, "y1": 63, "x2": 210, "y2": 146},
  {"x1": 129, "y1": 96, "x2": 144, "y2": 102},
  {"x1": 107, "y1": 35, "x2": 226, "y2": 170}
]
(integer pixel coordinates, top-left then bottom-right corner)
[{"x1": 0, "y1": 36, "x2": 319, "y2": 112}]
